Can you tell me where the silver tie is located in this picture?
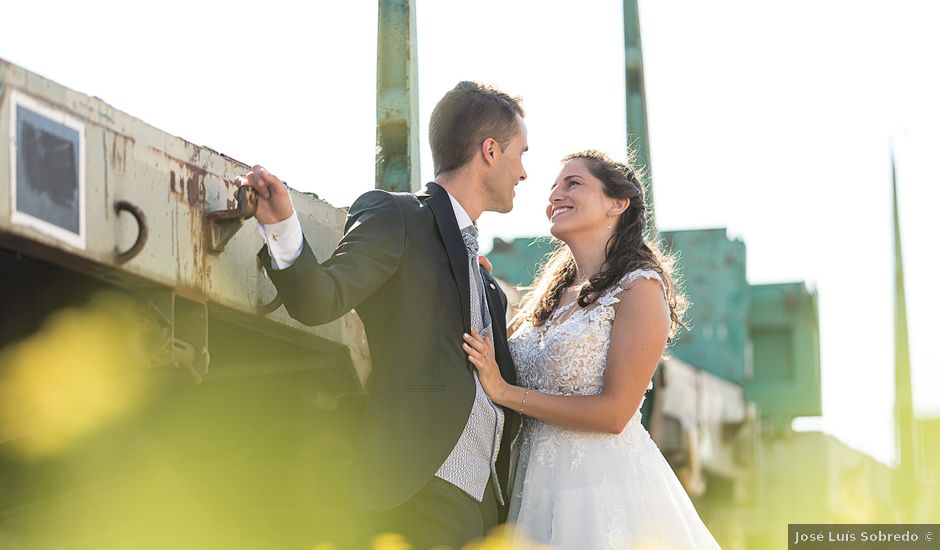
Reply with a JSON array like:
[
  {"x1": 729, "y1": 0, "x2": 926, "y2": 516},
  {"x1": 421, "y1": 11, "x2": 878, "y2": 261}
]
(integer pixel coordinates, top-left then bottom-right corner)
[{"x1": 461, "y1": 226, "x2": 492, "y2": 338}]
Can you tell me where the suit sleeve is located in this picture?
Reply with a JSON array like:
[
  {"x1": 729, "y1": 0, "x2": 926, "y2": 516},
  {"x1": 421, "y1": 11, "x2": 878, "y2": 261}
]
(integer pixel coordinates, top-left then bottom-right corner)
[{"x1": 257, "y1": 190, "x2": 405, "y2": 326}]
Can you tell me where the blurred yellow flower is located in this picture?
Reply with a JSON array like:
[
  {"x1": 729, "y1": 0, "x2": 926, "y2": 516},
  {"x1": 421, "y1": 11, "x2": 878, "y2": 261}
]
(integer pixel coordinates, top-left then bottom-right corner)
[
  {"x1": 372, "y1": 532, "x2": 414, "y2": 550},
  {"x1": 0, "y1": 292, "x2": 152, "y2": 457}
]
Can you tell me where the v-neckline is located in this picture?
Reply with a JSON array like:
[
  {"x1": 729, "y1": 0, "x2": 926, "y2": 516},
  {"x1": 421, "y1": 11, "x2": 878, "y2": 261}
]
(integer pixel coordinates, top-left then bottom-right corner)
[
  {"x1": 547, "y1": 296, "x2": 589, "y2": 328},
  {"x1": 546, "y1": 283, "x2": 621, "y2": 328}
]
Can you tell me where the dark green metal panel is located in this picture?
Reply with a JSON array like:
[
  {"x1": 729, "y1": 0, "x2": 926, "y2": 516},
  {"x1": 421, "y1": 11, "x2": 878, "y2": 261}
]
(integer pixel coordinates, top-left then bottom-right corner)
[
  {"x1": 745, "y1": 282, "x2": 822, "y2": 433},
  {"x1": 485, "y1": 237, "x2": 557, "y2": 288},
  {"x1": 660, "y1": 229, "x2": 750, "y2": 383},
  {"x1": 376, "y1": 0, "x2": 421, "y2": 193}
]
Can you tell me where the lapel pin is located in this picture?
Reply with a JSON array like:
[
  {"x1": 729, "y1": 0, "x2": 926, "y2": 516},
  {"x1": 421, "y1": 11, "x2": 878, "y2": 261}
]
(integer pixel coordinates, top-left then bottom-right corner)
[{"x1": 489, "y1": 283, "x2": 496, "y2": 290}]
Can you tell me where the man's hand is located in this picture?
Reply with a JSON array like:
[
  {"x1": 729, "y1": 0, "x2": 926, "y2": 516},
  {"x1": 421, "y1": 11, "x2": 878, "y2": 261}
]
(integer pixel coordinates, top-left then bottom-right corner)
[{"x1": 237, "y1": 165, "x2": 294, "y2": 224}]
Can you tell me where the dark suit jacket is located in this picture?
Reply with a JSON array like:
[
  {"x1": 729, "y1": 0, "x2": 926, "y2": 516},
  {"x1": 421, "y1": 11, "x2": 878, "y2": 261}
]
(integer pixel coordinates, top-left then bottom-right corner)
[{"x1": 258, "y1": 182, "x2": 517, "y2": 512}]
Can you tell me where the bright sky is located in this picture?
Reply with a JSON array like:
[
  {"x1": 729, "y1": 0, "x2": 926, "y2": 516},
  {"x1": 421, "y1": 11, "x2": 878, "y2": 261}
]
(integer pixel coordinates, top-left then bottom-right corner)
[{"x1": 2, "y1": 0, "x2": 937, "y2": 465}]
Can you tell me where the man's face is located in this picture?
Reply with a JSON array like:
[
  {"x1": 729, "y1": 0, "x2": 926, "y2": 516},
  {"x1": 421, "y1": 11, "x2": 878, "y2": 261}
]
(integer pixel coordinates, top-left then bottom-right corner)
[{"x1": 485, "y1": 116, "x2": 528, "y2": 213}]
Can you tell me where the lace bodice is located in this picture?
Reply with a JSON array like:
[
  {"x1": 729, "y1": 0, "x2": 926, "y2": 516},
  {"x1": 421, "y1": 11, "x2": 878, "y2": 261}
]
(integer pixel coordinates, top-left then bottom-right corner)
[
  {"x1": 509, "y1": 269, "x2": 663, "y2": 399},
  {"x1": 504, "y1": 270, "x2": 722, "y2": 549}
]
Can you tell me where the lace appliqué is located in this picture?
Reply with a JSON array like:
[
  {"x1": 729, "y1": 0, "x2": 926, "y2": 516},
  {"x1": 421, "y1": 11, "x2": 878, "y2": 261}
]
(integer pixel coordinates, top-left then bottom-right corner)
[
  {"x1": 600, "y1": 474, "x2": 628, "y2": 548},
  {"x1": 509, "y1": 269, "x2": 665, "y2": 474},
  {"x1": 505, "y1": 270, "x2": 722, "y2": 550}
]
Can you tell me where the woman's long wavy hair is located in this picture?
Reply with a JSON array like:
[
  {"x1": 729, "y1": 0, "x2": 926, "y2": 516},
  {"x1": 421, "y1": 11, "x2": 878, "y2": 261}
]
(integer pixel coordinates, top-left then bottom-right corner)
[{"x1": 513, "y1": 150, "x2": 688, "y2": 340}]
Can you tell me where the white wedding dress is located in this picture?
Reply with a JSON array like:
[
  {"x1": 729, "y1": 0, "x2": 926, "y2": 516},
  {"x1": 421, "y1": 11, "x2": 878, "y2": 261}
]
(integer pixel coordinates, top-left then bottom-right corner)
[{"x1": 505, "y1": 270, "x2": 721, "y2": 549}]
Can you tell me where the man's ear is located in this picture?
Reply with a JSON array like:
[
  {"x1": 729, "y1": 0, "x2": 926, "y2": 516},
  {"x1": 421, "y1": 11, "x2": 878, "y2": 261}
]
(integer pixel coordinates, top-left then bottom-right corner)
[{"x1": 481, "y1": 137, "x2": 498, "y2": 165}]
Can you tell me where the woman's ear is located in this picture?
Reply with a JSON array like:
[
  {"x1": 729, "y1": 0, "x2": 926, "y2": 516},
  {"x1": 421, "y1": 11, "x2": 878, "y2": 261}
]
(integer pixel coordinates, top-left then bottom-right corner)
[{"x1": 611, "y1": 198, "x2": 630, "y2": 216}]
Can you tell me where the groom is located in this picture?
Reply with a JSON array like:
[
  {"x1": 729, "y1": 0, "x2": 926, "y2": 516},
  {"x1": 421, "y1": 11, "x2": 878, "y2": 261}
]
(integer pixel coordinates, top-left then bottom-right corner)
[{"x1": 244, "y1": 81, "x2": 528, "y2": 548}]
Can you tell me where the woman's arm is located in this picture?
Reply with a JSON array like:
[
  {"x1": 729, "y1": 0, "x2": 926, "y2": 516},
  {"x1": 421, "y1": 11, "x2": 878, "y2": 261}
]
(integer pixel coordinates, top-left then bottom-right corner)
[
  {"x1": 507, "y1": 317, "x2": 520, "y2": 339},
  {"x1": 464, "y1": 277, "x2": 670, "y2": 434}
]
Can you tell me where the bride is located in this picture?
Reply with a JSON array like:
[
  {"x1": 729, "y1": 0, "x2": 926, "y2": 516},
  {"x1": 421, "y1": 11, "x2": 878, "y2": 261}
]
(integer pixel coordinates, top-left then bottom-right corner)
[{"x1": 462, "y1": 150, "x2": 721, "y2": 549}]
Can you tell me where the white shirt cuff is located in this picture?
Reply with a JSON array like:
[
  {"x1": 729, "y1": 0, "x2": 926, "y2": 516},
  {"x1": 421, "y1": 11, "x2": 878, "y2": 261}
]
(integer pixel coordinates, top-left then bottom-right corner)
[{"x1": 257, "y1": 212, "x2": 303, "y2": 270}]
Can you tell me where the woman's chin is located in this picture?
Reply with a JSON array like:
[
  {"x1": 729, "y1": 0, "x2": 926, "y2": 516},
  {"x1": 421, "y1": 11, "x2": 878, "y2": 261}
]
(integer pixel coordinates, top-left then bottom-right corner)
[{"x1": 549, "y1": 223, "x2": 568, "y2": 241}]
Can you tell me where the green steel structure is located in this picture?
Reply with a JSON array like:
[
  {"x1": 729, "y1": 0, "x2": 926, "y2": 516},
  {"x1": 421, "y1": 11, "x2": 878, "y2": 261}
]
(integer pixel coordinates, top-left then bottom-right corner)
[
  {"x1": 746, "y1": 282, "x2": 822, "y2": 433},
  {"x1": 660, "y1": 228, "x2": 750, "y2": 384},
  {"x1": 486, "y1": 237, "x2": 557, "y2": 288},
  {"x1": 623, "y1": 0, "x2": 656, "y2": 228},
  {"x1": 376, "y1": 0, "x2": 421, "y2": 193}
]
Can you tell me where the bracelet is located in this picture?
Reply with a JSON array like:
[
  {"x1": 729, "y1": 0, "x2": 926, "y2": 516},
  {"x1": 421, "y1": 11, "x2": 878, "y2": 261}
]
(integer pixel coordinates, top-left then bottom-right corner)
[{"x1": 519, "y1": 389, "x2": 529, "y2": 415}]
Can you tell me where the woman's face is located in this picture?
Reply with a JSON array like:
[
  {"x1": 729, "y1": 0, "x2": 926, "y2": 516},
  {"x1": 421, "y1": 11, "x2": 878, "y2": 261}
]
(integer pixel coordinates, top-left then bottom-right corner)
[{"x1": 546, "y1": 158, "x2": 616, "y2": 241}]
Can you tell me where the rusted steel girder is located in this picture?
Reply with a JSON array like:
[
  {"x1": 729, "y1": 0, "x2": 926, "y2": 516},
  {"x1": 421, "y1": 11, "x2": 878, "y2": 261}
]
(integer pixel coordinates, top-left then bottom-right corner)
[{"x1": 0, "y1": 58, "x2": 371, "y2": 386}]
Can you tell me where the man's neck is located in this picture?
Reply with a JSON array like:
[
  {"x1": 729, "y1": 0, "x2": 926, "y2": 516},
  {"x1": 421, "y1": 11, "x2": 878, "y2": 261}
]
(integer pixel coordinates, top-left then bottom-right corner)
[{"x1": 436, "y1": 172, "x2": 484, "y2": 222}]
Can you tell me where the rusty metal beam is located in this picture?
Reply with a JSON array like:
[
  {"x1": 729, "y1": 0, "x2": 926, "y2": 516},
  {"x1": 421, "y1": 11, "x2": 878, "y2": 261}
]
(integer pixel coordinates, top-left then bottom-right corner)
[{"x1": 0, "y1": 58, "x2": 371, "y2": 387}]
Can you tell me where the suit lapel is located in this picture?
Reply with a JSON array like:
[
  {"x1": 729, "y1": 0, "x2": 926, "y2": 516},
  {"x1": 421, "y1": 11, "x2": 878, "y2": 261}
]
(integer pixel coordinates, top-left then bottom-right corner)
[
  {"x1": 481, "y1": 269, "x2": 517, "y2": 385},
  {"x1": 422, "y1": 182, "x2": 472, "y2": 335},
  {"x1": 480, "y1": 268, "x2": 502, "y2": 321}
]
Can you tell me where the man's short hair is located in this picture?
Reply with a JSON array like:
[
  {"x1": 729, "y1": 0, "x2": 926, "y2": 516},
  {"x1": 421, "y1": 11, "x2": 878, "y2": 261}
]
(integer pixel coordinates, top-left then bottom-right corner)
[{"x1": 429, "y1": 81, "x2": 525, "y2": 176}]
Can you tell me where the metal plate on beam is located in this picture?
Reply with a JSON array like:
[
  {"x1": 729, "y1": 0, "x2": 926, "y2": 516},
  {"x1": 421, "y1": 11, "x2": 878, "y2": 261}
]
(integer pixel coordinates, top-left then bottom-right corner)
[{"x1": 9, "y1": 90, "x2": 86, "y2": 250}]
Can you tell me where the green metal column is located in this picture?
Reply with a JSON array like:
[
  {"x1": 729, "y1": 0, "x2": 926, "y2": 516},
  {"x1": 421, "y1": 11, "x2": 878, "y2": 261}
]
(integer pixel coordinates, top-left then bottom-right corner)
[
  {"x1": 623, "y1": 0, "x2": 655, "y2": 229},
  {"x1": 376, "y1": 0, "x2": 422, "y2": 192},
  {"x1": 891, "y1": 142, "x2": 917, "y2": 520}
]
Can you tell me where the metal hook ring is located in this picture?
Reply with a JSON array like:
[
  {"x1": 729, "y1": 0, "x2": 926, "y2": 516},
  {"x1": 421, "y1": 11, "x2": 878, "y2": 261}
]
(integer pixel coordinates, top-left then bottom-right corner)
[{"x1": 115, "y1": 200, "x2": 148, "y2": 264}]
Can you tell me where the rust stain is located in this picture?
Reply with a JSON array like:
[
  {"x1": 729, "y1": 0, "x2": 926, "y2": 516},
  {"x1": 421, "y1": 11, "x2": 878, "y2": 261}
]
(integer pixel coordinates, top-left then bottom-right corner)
[
  {"x1": 152, "y1": 149, "x2": 210, "y2": 293},
  {"x1": 153, "y1": 146, "x2": 207, "y2": 199},
  {"x1": 183, "y1": 169, "x2": 207, "y2": 292},
  {"x1": 165, "y1": 159, "x2": 208, "y2": 209},
  {"x1": 185, "y1": 173, "x2": 206, "y2": 208},
  {"x1": 148, "y1": 145, "x2": 240, "y2": 295}
]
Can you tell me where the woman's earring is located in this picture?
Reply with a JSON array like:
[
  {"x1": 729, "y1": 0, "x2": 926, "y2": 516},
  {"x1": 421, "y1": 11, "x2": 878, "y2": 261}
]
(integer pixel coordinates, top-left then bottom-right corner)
[{"x1": 607, "y1": 209, "x2": 613, "y2": 229}]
